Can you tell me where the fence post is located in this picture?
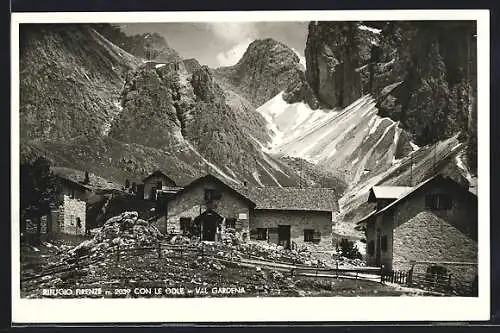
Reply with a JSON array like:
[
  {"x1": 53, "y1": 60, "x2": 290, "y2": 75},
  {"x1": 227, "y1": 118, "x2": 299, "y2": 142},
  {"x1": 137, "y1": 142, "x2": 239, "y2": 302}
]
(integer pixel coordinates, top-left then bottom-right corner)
[
  {"x1": 448, "y1": 274, "x2": 452, "y2": 288},
  {"x1": 157, "y1": 242, "x2": 162, "y2": 259},
  {"x1": 336, "y1": 260, "x2": 339, "y2": 278},
  {"x1": 407, "y1": 266, "x2": 414, "y2": 286}
]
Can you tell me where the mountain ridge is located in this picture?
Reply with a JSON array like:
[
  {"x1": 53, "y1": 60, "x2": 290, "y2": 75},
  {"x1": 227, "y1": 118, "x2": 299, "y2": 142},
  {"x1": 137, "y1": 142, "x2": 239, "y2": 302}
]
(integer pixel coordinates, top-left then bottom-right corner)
[
  {"x1": 20, "y1": 24, "x2": 343, "y2": 192},
  {"x1": 19, "y1": 22, "x2": 477, "y2": 239}
]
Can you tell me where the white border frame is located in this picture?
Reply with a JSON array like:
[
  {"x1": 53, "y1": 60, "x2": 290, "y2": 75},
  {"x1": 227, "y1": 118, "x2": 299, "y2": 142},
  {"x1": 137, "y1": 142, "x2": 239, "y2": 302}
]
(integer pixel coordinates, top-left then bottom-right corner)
[{"x1": 11, "y1": 10, "x2": 490, "y2": 323}]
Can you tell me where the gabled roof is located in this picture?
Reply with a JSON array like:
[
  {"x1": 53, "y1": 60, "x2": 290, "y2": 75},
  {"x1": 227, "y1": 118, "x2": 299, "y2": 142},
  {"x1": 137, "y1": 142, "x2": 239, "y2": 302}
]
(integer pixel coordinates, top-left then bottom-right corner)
[
  {"x1": 357, "y1": 174, "x2": 477, "y2": 224},
  {"x1": 142, "y1": 170, "x2": 177, "y2": 185},
  {"x1": 55, "y1": 175, "x2": 92, "y2": 192},
  {"x1": 169, "y1": 174, "x2": 256, "y2": 208},
  {"x1": 242, "y1": 186, "x2": 338, "y2": 212},
  {"x1": 51, "y1": 166, "x2": 125, "y2": 193},
  {"x1": 368, "y1": 186, "x2": 413, "y2": 201}
]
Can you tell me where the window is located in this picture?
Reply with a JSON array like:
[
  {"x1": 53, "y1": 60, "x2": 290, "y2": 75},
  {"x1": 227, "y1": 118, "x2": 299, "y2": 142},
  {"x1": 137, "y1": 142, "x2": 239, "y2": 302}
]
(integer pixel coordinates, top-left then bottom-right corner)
[
  {"x1": 381, "y1": 235, "x2": 388, "y2": 252},
  {"x1": 180, "y1": 217, "x2": 192, "y2": 234},
  {"x1": 204, "y1": 189, "x2": 221, "y2": 201},
  {"x1": 156, "y1": 180, "x2": 163, "y2": 190},
  {"x1": 304, "y1": 229, "x2": 314, "y2": 242},
  {"x1": 425, "y1": 194, "x2": 452, "y2": 210},
  {"x1": 225, "y1": 218, "x2": 236, "y2": 229},
  {"x1": 256, "y1": 228, "x2": 267, "y2": 240},
  {"x1": 70, "y1": 189, "x2": 75, "y2": 199},
  {"x1": 368, "y1": 240, "x2": 375, "y2": 256}
]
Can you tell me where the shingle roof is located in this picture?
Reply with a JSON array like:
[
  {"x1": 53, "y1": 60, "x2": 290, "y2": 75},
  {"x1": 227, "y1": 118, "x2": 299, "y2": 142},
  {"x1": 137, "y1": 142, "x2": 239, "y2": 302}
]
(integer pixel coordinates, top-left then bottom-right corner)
[
  {"x1": 241, "y1": 186, "x2": 338, "y2": 212},
  {"x1": 369, "y1": 186, "x2": 413, "y2": 200},
  {"x1": 51, "y1": 166, "x2": 123, "y2": 192}
]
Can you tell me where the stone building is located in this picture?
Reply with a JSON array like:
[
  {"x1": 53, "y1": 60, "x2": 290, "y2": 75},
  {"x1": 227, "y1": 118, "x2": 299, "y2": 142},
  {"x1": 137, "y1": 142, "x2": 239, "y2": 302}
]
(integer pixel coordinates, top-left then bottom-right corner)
[
  {"x1": 54, "y1": 177, "x2": 89, "y2": 235},
  {"x1": 31, "y1": 167, "x2": 126, "y2": 236},
  {"x1": 160, "y1": 173, "x2": 338, "y2": 249},
  {"x1": 142, "y1": 170, "x2": 180, "y2": 201},
  {"x1": 161, "y1": 174, "x2": 255, "y2": 241},
  {"x1": 367, "y1": 186, "x2": 413, "y2": 210},
  {"x1": 357, "y1": 174, "x2": 478, "y2": 281},
  {"x1": 30, "y1": 175, "x2": 91, "y2": 236},
  {"x1": 244, "y1": 187, "x2": 338, "y2": 249}
]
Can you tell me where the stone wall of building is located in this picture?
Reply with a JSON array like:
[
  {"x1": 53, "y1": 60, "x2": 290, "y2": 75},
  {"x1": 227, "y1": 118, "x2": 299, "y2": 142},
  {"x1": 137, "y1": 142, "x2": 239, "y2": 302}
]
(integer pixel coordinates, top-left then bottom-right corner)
[
  {"x1": 58, "y1": 194, "x2": 87, "y2": 235},
  {"x1": 365, "y1": 213, "x2": 394, "y2": 268},
  {"x1": 165, "y1": 178, "x2": 251, "y2": 237},
  {"x1": 365, "y1": 180, "x2": 477, "y2": 283},
  {"x1": 144, "y1": 175, "x2": 176, "y2": 200},
  {"x1": 249, "y1": 209, "x2": 333, "y2": 250}
]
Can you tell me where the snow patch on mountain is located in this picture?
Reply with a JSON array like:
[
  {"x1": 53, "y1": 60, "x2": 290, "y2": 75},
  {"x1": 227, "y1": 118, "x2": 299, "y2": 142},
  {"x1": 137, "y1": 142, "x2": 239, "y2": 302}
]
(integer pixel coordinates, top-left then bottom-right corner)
[
  {"x1": 257, "y1": 161, "x2": 283, "y2": 187},
  {"x1": 358, "y1": 24, "x2": 382, "y2": 34},
  {"x1": 291, "y1": 48, "x2": 307, "y2": 70},
  {"x1": 252, "y1": 170, "x2": 265, "y2": 186},
  {"x1": 257, "y1": 92, "x2": 335, "y2": 150},
  {"x1": 102, "y1": 100, "x2": 124, "y2": 136},
  {"x1": 184, "y1": 141, "x2": 239, "y2": 185},
  {"x1": 410, "y1": 142, "x2": 420, "y2": 151}
]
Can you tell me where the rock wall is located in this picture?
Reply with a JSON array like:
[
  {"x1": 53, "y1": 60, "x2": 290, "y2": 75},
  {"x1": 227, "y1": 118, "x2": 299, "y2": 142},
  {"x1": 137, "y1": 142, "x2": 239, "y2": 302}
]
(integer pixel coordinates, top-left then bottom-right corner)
[
  {"x1": 305, "y1": 22, "x2": 371, "y2": 109},
  {"x1": 304, "y1": 21, "x2": 477, "y2": 158},
  {"x1": 249, "y1": 209, "x2": 333, "y2": 250}
]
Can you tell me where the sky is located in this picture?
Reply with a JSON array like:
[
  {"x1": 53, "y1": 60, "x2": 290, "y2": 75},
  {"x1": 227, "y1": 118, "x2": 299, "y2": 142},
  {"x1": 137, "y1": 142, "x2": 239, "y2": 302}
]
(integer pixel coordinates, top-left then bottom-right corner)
[{"x1": 120, "y1": 22, "x2": 309, "y2": 68}]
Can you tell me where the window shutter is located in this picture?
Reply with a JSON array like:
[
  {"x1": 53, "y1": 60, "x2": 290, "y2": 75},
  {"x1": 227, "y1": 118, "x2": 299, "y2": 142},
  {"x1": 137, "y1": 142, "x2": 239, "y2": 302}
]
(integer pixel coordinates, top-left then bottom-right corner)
[{"x1": 268, "y1": 228, "x2": 279, "y2": 243}]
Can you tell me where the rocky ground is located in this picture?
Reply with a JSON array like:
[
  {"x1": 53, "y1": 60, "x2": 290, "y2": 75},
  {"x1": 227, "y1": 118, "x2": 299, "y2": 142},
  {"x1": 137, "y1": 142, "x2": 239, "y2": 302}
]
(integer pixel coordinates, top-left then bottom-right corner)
[{"x1": 20, "y1": 212, "x2": 431, "y2": 299}]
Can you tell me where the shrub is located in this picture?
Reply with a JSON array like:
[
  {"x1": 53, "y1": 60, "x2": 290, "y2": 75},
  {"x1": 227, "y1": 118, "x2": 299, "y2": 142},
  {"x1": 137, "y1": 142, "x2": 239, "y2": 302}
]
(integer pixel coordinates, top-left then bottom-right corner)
[{"x1": 339, "y1": 238, "x2": 363, "y2": 260}]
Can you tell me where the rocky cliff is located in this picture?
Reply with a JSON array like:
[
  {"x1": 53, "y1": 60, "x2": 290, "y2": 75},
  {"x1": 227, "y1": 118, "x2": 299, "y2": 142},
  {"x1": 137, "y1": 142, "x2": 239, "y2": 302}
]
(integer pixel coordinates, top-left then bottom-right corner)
[
  {"x1": 303, "y1": 21, "x2": 477, "y2": 173},
  {"x1": 20, "y1": 24, "x2": 334, "y2": 189},
  {"x1": 92, "y1": 24, "x2": 182, "y2": 63},
  {"x1": 20, "y1": 24, "x2": 140, "y2": 141},
  {"x1": 305, "y1": 22, "x2": 372, "y2": 109},
  {"x1": 214, "y1": 38, "x2": 313, "y2": 108}
]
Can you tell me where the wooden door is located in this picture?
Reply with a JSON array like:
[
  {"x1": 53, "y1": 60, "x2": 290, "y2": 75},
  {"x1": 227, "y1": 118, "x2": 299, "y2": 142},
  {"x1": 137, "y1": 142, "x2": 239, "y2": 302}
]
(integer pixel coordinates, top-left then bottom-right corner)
[{"x1": 278, "y1": 225, "x2": 291, "y2": 249}]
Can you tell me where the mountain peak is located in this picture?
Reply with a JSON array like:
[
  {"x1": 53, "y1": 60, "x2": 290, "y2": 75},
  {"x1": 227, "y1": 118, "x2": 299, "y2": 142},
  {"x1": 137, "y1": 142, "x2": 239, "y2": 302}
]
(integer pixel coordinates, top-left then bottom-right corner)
[
  {"x1": 214, "y1": 38, "x2": 306, "y2": 107},
  {"x1": 235, "y1": 38, "x2": 301, "y2": 68}
]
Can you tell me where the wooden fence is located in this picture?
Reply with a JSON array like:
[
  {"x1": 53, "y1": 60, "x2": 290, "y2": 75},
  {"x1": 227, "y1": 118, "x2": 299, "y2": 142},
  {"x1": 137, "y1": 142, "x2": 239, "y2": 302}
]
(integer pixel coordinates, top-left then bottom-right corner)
[
  {"x1": 21, "y1": 242, "x2": 478, "y2": 297},
  {"x1": 381, "y1": 270, "x2": 409, "y2": 284},
  {"x1": 290, "y1": 264, "x2": 382, "y2": 281}
]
